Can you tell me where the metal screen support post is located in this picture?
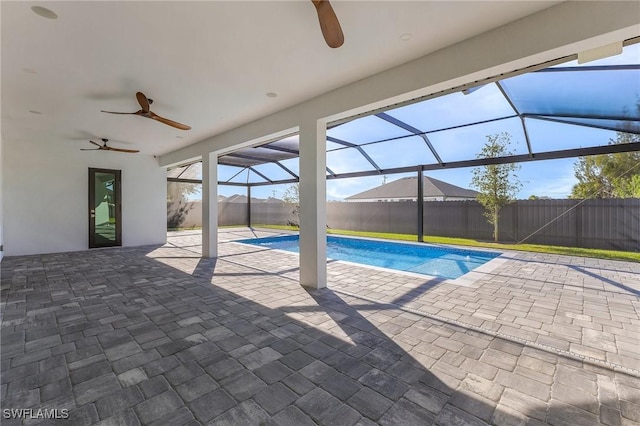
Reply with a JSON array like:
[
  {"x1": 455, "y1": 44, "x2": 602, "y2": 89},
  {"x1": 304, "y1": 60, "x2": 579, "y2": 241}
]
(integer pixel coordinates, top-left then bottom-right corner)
[
  {"x1": 247, "y1": 185, "x2": 252, "y2": 227},
  {"x1": 417, "y1": 166, "x2": 424, "y2": 242}
]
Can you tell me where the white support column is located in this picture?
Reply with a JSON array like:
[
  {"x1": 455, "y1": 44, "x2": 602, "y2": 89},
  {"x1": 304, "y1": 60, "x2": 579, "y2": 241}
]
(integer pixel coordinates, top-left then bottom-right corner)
[
  {"x1": 298, "y1": 119, "x2": 327, "y2": 289},
  {"x1": 201, "y1": 152, "x2": 218, "y2": 258}
]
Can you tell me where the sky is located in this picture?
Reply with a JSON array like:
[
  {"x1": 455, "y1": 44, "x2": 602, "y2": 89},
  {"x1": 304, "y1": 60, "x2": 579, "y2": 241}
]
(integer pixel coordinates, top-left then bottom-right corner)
[{"x1": 186, "y1": 43, "x2": 639, "y2": 202}]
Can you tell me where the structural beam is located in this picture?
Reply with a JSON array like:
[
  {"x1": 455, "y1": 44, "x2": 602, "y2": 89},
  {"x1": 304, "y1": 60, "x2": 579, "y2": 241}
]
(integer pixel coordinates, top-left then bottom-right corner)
[
  {"x1": 169, "y1": 142, "x2": 640, "y2": 188},
  {"x1": 225, "y1": 167, "x2": 247, "y2": 183},
  {"x1": 168, "y1": 177, "x2": 202, "y2": 185},
  {"x1": 422, "y1": 115, "x2": 518, "y2": 135},
  {"x1": 261, "y1": 144, "x2": 300, "y2": 155},
  {"x1": 535, "y1": 64, "x2": 640, "y2": 72},
  {"x1": 526, "y1": 115, "x2": 640, "y2": 135},
  {"x1": 248, "y1": 167, "x2": 273, "y2": 183},
  {"x1": 275, "y1": 161, "x2": 299, "y2": 179},
  {"x1": 299, "y1": 119, "x2": 327, "y2": 289},
  {"x1": 202, "y1": 152, "x2": 218, "y2": 258},
  {"x1": 375, "y1": 112, "x2": 444, "y2": 165},
  {"x1": 327, "y1": 136, "x2": 382, "y2": 172},
  {"x1": 228, "y1": 178, "x2": 298, "y2": 187},
  {"x1": 324, "y1": 142, "x2": 640, "y2": 180},
  {"x1": 522, "y1": 112, "x2": 640, "y2": 122},
  {"x1": 495, "y1": 81, "x2": 534, "y2": 158}
]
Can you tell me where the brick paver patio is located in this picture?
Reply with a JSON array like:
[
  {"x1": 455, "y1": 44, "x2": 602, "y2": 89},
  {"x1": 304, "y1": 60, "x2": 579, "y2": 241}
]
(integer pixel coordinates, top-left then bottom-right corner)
[{"x1": 1, "y1": 228, "x2": 639, "y2": 425}]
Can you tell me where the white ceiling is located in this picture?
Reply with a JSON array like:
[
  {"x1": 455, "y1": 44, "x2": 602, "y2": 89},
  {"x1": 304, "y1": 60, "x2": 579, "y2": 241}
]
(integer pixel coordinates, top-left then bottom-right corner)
[{"x1": 1, "y1": 1, "x2": 560, "y2": 156}]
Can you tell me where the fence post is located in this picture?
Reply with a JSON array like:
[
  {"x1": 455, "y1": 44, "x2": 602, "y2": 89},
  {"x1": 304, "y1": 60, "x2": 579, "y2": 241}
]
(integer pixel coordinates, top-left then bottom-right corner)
[
  {"x1": 464, "y1": 201, "x2": 469, "y2": 239},
  {"x1": 417, "y1": 166, "x2": 424, "y2": 242},
  {"x1": 513, "y1": 202, "x2": 519, "y2": 242},
  {"x1": 575, "y1": 200, "x2": 582, "y2": 248}
]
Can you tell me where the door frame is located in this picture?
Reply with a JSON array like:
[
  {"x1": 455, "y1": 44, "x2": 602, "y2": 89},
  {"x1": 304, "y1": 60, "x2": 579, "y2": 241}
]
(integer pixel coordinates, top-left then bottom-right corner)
[{"x1": 89, "y1": 168, "x2": 122, "y2": 248}]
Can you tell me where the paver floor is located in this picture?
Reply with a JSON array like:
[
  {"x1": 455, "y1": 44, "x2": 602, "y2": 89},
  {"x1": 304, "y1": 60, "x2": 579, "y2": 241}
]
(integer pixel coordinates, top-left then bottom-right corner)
[{"x1": 1, "y1": 228, "x2": 639, "y2": 425}]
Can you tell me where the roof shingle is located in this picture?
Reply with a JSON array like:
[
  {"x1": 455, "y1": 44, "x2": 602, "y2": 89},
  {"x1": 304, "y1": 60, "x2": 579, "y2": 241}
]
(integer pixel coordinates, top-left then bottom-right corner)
[{"x1": 346, "y1": 176, "x2": 478, "y2": 200}]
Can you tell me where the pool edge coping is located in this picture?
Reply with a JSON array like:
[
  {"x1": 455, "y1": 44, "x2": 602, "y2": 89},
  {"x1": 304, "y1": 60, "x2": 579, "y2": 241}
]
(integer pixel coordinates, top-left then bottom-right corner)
[{"x1": 230, "y1": 230, "x2": 515, "y2": 287}]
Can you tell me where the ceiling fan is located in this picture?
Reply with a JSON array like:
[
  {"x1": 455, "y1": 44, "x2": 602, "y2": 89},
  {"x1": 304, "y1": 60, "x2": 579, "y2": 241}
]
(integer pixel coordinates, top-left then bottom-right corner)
[
  {"x1": 101, "y1": 92, "x2": 191, "y2": 130},
  {"x1": 81, "y1": 138, "x2": 139, "y2": 153},
  {"x1": 312, "y1": 0, "x2": 344, "y2": 48}
]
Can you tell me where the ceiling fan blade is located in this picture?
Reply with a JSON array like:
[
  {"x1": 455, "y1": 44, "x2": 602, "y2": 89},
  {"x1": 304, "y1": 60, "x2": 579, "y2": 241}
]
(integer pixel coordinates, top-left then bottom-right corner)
[
  {"x1": 80, "y1": 148, "x2": 99, "y2": 151},
  {"x1": 136, "y1": 92, "x2": 150, "y2": 113},
  {"x1": 102, "y1": 93, "x2": 188, "y2": 129},
  {"x1": 101, "y1": 110, "x2": 138, "y2": 115},
  {"x1": 149, "y1": 112, "x2": 191, "y2": 130},
  {"x1": 89, "y1": 140, "x2": 101, "y2": 147},
  {"x1": 107, "y1": 147, "x2": 140, "y2": 153},
  {"x1": 311, "y1": 0, "x2": 344, "y2": 48}
]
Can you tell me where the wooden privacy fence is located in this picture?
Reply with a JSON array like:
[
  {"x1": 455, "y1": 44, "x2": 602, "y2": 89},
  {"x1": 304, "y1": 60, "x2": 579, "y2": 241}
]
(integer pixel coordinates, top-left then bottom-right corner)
[{"x1": 168, "y1": 199, "x2": 639, "y2": 251}]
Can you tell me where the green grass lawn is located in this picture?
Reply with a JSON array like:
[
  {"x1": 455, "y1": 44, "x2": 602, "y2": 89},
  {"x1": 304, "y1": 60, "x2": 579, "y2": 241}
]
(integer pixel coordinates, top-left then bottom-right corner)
[{"x1": 252, "y1": 224, "x2": 640, "y2": 262}]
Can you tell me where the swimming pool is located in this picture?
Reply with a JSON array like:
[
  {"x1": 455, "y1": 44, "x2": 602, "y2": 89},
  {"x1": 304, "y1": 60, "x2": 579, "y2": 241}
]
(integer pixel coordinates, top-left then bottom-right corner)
[{"x1": 236, "y1": 235, "x2": 501, "y2": 279}]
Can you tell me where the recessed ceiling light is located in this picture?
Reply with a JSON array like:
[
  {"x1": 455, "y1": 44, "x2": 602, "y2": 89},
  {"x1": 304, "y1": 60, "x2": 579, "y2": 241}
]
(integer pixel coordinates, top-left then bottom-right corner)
[
  {"x1": 266, "y1": 92, "x2": 278, "y2": 98},
  {"x1": 400, "y1": 33, "x2": 412, "y2": 41},
  {"x1": 31, "y1": 5, "x2": 58, "y2": 20},
  {"x1": 29, "y1": 110, "x2": 43, "y2": 115}
]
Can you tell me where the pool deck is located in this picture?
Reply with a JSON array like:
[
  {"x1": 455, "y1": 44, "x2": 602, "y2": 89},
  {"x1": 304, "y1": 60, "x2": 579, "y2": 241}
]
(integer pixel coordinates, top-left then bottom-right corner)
[{"x1": 1, "y1": 227, "x2": 639, "y2": 425}]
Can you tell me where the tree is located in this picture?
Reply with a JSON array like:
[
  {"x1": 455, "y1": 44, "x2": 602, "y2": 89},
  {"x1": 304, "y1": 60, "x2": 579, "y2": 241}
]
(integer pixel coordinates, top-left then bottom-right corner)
[
  {"x1": 282, "y1": 182, "x2": 299, "y2": 204},
  {"x1": 282, "y1": 183, "x2": 300, "y2": 227},
  {"x1": 167, "y1": 182, "x2": 200, "y2": 229},
  {"x1": 167, "y1": 182, "x2": 199, "y2": 202},
  {"x1": 471, "y1": 132, "x2": 522, "y2": 242},
  {"x1": 570, "y1": 131, "x2": 640, "y2": 199}
]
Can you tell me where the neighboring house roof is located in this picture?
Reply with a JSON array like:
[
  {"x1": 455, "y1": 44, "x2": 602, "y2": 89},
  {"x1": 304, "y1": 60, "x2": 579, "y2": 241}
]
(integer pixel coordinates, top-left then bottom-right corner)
[
  {"x1": 224, "y1": 194, "x2": 246, "y2": 203},
  {"x1": 264, "y1": 197, "x2": 284, "y2": 203},
  {"x1": 223, "y1": 194, "x2": 284, "y2": 203},
  {"x1": 346, "y1": 176, "x2": 479, "y2": 200}
]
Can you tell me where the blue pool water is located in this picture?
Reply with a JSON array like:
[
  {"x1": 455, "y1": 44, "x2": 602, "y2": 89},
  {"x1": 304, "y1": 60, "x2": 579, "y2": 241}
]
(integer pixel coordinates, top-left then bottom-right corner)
[{"x1": 237, "y1": 235, "x2": 501, "y2": 279}]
